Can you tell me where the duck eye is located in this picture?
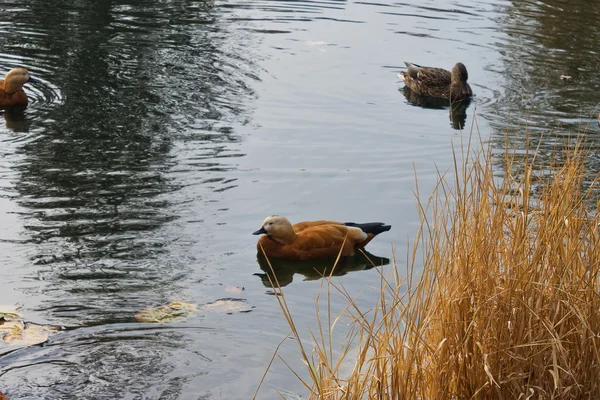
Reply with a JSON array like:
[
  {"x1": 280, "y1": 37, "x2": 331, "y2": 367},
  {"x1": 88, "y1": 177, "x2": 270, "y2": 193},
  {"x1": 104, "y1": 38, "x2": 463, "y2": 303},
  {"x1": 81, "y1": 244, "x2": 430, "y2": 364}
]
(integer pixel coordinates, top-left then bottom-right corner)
[{"x1": 268, "y1": 222, "x2": 273, "y2": 225}]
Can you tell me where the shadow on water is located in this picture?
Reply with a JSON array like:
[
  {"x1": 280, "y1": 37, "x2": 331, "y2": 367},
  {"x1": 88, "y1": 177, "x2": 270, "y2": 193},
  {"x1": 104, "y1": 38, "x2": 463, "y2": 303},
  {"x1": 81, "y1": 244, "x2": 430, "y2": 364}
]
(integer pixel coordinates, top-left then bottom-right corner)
[
  {"x1": 401, "y1": 86, "x2": 471, "y2": 130},
  {"x1": 1, "y1": 108, "x2": 30, "y2": 133},
  {"x1": 254, "y1": 250, "x2": 390, "y2": 289}
]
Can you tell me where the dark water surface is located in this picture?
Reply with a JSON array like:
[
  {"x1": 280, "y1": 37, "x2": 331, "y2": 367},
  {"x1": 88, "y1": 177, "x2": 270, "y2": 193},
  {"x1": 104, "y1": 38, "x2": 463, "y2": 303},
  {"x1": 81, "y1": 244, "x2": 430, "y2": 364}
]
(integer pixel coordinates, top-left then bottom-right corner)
[{"x1": 0, "y1": 0, "x2": 599, "y2": 398}]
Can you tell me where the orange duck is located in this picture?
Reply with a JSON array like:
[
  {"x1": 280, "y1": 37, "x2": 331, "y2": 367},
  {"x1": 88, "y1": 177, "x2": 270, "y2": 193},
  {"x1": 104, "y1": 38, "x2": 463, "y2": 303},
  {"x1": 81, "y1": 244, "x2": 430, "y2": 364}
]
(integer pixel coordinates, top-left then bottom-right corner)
[
  {"x1": 253, "y1": 215, "x2": 391, "y2": 261},
  {"x1": 0, "y1": 67, "x2": 39, "y2": 107}
]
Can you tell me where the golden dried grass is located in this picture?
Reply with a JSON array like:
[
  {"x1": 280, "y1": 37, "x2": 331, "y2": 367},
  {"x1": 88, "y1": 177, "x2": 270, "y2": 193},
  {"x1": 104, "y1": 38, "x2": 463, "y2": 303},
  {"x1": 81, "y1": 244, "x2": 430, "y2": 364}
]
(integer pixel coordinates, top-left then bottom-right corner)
[{"x1": 259, "y1": 132, "x2": 600, "y2": 399}]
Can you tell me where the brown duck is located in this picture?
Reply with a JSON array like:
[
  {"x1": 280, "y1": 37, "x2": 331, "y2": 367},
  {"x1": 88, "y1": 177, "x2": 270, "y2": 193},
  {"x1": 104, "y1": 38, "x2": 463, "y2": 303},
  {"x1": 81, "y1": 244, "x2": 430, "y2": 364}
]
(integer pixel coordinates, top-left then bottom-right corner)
[
  {"x1": 0, "y1": 67, "x2": 39, "y2": 107},
  {"x1": 253, "y1": 215, "x2": 391, "y2": 261},
  {"x1": 399, "y1": 62, "x2": 472, "y2": 101}
]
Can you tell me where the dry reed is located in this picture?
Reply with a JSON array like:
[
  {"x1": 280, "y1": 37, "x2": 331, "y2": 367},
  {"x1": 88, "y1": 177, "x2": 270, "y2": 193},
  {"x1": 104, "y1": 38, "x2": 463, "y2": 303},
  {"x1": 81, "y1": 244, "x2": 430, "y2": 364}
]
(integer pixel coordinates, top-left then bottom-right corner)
[{"x1": 259, "y1": 132, "x2": 600, "y2": 399}]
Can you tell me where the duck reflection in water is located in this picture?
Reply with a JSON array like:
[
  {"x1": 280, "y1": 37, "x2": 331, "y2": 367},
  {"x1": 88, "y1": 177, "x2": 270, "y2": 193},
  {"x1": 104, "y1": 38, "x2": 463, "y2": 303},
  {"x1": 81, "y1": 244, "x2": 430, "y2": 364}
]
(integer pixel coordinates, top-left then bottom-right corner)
[
  {"x1": 254, "y1": 250, "x2": 390, "y2": 288},
  {"x1": 401, "y1": 86, "x2": 471, "y2": 130},
  {"x1": 2, "y1": 107, "x2": 30, "y2": 133}
]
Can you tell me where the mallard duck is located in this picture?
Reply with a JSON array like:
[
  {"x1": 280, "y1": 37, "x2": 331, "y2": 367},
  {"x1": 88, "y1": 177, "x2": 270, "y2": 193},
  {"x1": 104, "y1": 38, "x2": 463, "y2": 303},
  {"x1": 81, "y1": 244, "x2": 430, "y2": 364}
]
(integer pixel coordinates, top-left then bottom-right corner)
[
  {"x1": 253, "y1": 215, "x2": 391, "y2": 261},
  {"x1": 0, "y1": 67, "x2": 39, "y2": 107},
  {"x1": 399, "y1": 62, "x2": 472, "y2": 101}
]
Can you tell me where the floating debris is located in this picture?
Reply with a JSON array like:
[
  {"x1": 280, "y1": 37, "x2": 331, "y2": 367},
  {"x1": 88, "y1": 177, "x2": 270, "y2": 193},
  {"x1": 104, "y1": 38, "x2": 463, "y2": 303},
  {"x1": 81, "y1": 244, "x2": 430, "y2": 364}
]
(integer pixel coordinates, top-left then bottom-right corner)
[
  {"x1": 200, "y1": 298, "x2": 253, "y2": 314},
  {"x1": 560, "y1": 74, "x2": 572, "y2": 80},
  {"x1": 305, "y1": 40, "x2": 331, "y2": 47},
  {"x1": 0, "y1": 305, "x2": 22, "y2": 321},
  {"x1": 0, "y1": 305, "x2": 60, "y2": 347},
  {"x1": 222, "y1": 285, "x2": 245, "y2": 296},
  {"x1": 134, "y1": 301, "x2": 198, "y2": 323},
  {"x1": 0, "y1": 320, "x2": 61, "y2": 346},
  {"x1": 135, "y1": 297, "x2": 254, "y2": 322}
]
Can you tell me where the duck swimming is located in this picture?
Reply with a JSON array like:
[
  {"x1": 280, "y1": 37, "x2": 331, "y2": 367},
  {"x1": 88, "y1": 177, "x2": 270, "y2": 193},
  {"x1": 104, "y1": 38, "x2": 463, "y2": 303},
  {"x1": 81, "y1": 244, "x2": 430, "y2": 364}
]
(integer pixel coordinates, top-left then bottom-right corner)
[
  {"x1": 399, "y1": 62, "x2": 472, "y2": 101},
  {"x1": 253, "y1": 215, "x2": 391, "y2": 261},
  {"x1": 0, "y1": 67, "x2": 39, "y2": 107}
]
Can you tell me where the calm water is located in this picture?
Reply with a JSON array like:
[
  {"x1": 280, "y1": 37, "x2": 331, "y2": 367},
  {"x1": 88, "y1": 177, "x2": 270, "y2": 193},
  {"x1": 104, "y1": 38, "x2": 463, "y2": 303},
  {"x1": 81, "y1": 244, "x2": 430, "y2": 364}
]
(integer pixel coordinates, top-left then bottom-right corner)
[{"x1": 0, "y1": 0, "x2": 599, "y2": 398}]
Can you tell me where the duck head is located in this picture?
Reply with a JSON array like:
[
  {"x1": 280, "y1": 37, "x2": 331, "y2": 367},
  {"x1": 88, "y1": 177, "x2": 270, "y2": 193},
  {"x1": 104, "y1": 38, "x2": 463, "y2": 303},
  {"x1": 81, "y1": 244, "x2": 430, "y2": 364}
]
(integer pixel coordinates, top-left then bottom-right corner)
[
  {"x1": 4, "y1": 67, "x2": 39, "y2": 94},
  {"x1": 253, "y1": 215, "x2": 297, "y2": 244},
  {"x1": 450, "y1": 62, "x2": 472, "y2": 98},
  {"x1": 451, "y1": 63, "x2": 468, "y2": 82}
]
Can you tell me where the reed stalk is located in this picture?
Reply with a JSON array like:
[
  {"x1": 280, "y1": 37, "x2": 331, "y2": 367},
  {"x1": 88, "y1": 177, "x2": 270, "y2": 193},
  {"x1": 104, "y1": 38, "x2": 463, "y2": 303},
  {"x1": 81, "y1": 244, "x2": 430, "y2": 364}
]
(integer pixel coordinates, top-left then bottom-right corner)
[{"x1": 262, "y1": 132, "x2": 600, "y2": 399}]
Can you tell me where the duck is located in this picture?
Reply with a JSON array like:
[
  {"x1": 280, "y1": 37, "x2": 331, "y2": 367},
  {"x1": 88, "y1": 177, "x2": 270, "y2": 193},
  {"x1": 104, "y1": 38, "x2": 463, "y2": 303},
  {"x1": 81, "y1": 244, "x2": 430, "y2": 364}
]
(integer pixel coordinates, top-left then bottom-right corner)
[
  {"x1": 253, "y1": 215, "x2": 391, "y2": 261},
  {"x1": 399, "y1": 62, "x2": 472, "y2": 101},
  {"x1": 0, "y1": 67, "x2": 39, "y2": 107}
]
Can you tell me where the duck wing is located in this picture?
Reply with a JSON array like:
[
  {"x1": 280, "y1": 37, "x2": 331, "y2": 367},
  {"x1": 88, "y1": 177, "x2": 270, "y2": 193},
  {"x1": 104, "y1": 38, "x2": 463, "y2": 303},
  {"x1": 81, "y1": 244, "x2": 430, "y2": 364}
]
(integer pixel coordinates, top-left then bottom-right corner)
[
  {"x1": 294, "y1": 224, "x2": 367, "y2": 250},
  {"x1": 404, "y1": 62, "x2": 451, "y2": 87},
  {"x1": 292, "y1": 220, "x2": 343, "y2": 233}
]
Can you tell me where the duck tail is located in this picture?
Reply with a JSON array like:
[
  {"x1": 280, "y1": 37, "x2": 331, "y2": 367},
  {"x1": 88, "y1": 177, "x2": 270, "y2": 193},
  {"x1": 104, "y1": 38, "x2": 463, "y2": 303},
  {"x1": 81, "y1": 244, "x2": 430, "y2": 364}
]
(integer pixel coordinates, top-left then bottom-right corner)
[
  {"x1": 344, "y1": 222, "x2": 391, "y2": 235},
  {"x1": 404, "y1": 62, "x2": 421, "y2": 80},
  {"x1": 345, "y1": 222, "x2": 391, "y2": 248}
]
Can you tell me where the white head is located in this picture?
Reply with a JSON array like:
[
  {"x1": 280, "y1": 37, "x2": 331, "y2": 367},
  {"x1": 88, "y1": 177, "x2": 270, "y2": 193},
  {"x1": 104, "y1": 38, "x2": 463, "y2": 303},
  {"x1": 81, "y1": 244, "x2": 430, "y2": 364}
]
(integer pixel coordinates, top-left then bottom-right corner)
[{"x1": 252, "y1": 215, "x2": 296, "y2": 244}]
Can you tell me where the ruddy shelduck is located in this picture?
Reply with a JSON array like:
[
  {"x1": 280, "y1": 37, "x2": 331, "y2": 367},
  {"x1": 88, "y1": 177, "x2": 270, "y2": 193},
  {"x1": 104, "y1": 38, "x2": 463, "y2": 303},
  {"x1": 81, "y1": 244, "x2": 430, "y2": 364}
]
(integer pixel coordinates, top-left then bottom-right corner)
[
  {"x1": 253, "y1": 215, "x2": 391, "y2": 261},
  {"x1": 0, "y1": 67, "x2": 39, "y2": 107}
]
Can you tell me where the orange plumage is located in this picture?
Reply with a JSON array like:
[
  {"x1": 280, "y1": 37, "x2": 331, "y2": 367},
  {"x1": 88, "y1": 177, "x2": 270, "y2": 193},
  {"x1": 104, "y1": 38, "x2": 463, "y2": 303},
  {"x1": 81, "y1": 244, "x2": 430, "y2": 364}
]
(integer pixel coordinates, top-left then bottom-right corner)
[
  {"x1": 253, "y1": 216, "x2": 391, "y2": 261},
  {"x1": 0, "y1": 68, "x2": 38, "y2": 107}
]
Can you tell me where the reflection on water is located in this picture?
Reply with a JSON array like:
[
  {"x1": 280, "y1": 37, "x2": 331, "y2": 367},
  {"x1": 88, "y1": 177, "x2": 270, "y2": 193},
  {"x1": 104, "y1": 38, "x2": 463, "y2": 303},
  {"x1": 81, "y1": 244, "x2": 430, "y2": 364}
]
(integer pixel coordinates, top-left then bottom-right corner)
[
  {"x1": 489, "y1": 0, "x2": 600, "y2": 136},
  {"x1": 401, "y1": 86, "x2": 471, "y2": 130},
  {"x1": 485, "y1": 0, "x2": 600, "y2": 180},
  {"x1": 2, "y1": 0, "x2": 256, "y2": 318},
  {"x1": 1, "y1": 108, "x2": 29, "y2": 133},
  {"x1": 254, "y1": 250, "x2": 390, "y2": 288},
  {"x1": 0, "y1": 0, "x2": 599, "y2": 397},
  {"x1": 0, "y1": 0, "x2": 260, "y2": 398}
]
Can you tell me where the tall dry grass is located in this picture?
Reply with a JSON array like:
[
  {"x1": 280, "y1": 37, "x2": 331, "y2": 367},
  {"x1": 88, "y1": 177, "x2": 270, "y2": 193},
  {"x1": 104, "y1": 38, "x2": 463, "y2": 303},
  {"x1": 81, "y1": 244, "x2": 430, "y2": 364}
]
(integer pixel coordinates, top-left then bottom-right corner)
[{"x1": 259, "y1": 133, "x2": 600, "y2": 399}]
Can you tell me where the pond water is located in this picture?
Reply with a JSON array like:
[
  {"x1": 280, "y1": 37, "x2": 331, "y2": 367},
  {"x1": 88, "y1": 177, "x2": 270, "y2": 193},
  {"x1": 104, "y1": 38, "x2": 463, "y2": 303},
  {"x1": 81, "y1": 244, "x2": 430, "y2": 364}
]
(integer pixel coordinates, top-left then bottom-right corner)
[{"x1": 0, "y1": 0, "x2": 599, "y2": 398}]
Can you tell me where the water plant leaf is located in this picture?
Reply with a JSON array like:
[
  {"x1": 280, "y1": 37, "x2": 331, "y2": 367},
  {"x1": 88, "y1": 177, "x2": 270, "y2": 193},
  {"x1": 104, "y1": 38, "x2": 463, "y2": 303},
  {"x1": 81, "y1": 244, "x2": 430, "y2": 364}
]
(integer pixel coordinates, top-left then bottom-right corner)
[
  {"x1": 0, "y1": 305, "x2": 22, "y2": 321},
  {"x1": 0, "y1": 320, "x2": 60, "y2": 346},
  {"x1": 200, "y1": 298, "x2": 253, "y2": 314},
  {"x1": 223, "y1": 285, "x2": 245, "y2": 295},
  {"x1": 134, "y1": 301, "x2": 198, "y2": 323}
]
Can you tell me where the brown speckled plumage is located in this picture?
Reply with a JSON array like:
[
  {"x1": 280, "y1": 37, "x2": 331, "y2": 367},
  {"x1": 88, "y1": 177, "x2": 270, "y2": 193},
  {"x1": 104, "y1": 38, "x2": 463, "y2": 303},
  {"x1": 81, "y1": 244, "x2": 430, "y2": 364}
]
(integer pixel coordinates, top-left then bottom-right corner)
[{"x1": 400, "y1": 62, "x2": 472, "y2": 101}]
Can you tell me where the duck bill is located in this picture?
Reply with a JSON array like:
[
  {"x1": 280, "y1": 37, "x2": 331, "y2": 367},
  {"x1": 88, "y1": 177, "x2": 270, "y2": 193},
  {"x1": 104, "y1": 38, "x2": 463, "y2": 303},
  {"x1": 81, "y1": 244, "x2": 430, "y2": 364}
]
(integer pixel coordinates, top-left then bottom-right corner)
[
  {"x1": 27, "y1": 76, "x2": 40, "y2": 84},
  {"x1": 252, "y1": 227, "x2": 267, "y2": 235}
]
